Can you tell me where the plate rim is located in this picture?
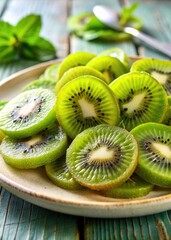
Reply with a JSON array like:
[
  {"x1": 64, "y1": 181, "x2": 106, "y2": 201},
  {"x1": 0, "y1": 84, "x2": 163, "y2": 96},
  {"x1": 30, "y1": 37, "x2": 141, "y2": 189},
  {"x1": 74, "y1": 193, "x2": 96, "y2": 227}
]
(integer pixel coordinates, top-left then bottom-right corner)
[{"x1": 1, "y1": 56, "x2": 171, "y2": 218}]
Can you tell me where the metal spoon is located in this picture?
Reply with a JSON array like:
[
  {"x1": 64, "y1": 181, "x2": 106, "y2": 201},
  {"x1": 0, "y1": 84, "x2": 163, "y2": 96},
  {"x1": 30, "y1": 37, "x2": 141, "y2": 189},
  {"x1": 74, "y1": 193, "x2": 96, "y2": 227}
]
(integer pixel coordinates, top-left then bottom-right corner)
[{"x1": 93, "y1": 5, "x2": 171, "y2": 58}]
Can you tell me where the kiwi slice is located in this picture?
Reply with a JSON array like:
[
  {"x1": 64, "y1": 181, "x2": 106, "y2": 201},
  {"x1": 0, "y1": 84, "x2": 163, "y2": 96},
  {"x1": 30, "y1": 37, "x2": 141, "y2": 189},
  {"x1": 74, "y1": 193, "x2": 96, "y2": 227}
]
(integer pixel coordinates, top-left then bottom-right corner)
[
  {"x1": 99, "y1": 48, "x2": 131, "y2": 71},
  {"x1": 109, "y1": 72, "x2": 168, "y2": 131},
  {"x1": 87, "y1": 56, "x2": 127, "y2": 84},
  {"x1": 163, "y1": 96, "x2": 171, "y2": 125},
  {"x1": 0, "y1": 100, "x2": 8, "y2": 111},
  {"x1": 45, "y1": 155, "x2": 82, "y2": 190},
  {"x1": 57, "y1": 52, "x2": 96, "y2": 80},
  {"x1": 0, "y1": 101, "x2": 8, "y2": 142},
  {"x1": 55, "y1": 66, "x2": 107, "y2": 94},
  {"x1": 39, "y1": 63, "x2": 60, "y2": 81},
  {"x1": 131, "y1": 58, "x2": 171, "y2": 95},
  {"x1": 0, "y1": 123, "x2": 68, "y2": 169},
  {"x1": 68, "y1": 12, "x2": 106, "y2": 33},
  {"x1": 101, "y1": 174, "x2": 153, "y2": 199},
  {"x1": 22, "y1": 79, "x2": 56, "y2": 92},
  {"x1": 131, "y1": 122, "x2": 171, "y2": 188},
  {"x1": 56, "y1": 76, "x2": 120, "y2": 139},
  {"x1": 66, "y1": 124, "x2": 138, "y2": 190},
  {"x1": 0, "y1": 89, "x2": 56, "y2": 139}
]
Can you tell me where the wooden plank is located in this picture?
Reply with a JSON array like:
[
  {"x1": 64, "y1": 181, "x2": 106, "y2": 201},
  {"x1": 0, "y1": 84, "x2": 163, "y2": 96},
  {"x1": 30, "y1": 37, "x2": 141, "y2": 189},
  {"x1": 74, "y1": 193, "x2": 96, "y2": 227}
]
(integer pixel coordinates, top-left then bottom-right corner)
[
  {"x1": 70, "y1": 0, "x2": 136, "y2": 56},
  {"x1": 0, "y1": 0, "x2": 7, "y2": 16},
  {"x1": 131, "y1": 0, "x2": 171, "y2": 59}
]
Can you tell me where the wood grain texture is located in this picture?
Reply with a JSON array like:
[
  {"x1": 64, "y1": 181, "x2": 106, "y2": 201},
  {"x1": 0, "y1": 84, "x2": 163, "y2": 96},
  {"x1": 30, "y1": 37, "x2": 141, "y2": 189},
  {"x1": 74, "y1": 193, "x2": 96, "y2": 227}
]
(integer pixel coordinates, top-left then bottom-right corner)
[{"x1": 130, "y1": 0, "x2": 171, "y2": 59}]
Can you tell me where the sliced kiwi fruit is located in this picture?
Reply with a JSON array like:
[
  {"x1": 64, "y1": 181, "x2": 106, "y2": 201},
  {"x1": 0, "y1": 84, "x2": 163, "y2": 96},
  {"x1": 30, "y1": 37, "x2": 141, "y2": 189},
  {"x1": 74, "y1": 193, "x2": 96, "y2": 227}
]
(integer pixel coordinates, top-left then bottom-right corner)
[
  {"x1": 87, "y1": 56, "x2": 127, "y2": 84},
  {"x1": 68, "y1": 12, "x2": 106, "y2": 33},
  {"x1": 66, "y1": 124, "x2": 138, "y2": 190},
  {"x1": 45, "y1": 155, "x2": 82, "y2": 190},
  {"x1": 131, "y1": 58, "x2": 171, "y2": 95},
  {"x1": 131, "y1": 122, "x2": 171, "y2": 188},
  {"x1": 0, "y1": 100, "x2": 8, "y2": 111},
  {"x1": 57, "y1": 52, "x2": 96, "y2": 80},
  {"x1": 56, "y1": 76, "x2": 120, "y2": 139},
  {"x1": 99, "y1": 48, "x2": 131, "y2": 71},
  {"x1": 0, "y1": 100, "x2": 8, "y2": 142},
  {"x1": 109, "y1": 72, "x2": 168, "y2": 131},
  {"x1": 55, "y1": 66, "x2": 107, "y2": 94},
  {"x1": 101, "y1": 174, "x2": 153, "y2": 199},
  {"x1": 163, "y1": 97, "x2": 171, "y2": 125},
  {"x1": 42, "y1": 62, "x2": 60, "y2": 81},
  {"x1": 0, "y1": 123, "x2": 68, "y2": 169},
  {"x1": 22, "y1": 79, "x2": 56, "y2": 92},
  {"x1": 0, "y1": 89, "x2": 56, "y2": 139}
]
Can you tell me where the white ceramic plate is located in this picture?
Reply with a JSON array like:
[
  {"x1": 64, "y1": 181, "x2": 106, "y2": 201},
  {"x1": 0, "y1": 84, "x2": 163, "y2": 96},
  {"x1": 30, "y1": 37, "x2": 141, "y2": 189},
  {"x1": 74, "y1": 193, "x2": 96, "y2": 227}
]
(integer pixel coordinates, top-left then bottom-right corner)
[{"x1": 1, "y1": 58, "x2": 171, "y2": 218}]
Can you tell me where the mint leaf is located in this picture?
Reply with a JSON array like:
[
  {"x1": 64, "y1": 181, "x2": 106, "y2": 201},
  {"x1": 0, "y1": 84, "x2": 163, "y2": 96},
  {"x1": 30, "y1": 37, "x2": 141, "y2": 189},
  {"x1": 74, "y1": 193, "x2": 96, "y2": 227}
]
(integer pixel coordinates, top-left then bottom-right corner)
[
  {"x1": 0, "y1": 42, "x2": 17, "y2": 63},
  {"x1": 21, "y1": 36, "x2": 56, "y2": 61},
  {"x1": 0, "y1": 20, "x2": 14, "y2": 40},
  {"x1": 119, "y1": 3, "x2": 139, "y2": 26},
  {"x1": 0, "y1": 14, "x2": 57, "y2": 64},
  {"x1": 14, "y1": 14, "x2": 41, "y2": 40}
]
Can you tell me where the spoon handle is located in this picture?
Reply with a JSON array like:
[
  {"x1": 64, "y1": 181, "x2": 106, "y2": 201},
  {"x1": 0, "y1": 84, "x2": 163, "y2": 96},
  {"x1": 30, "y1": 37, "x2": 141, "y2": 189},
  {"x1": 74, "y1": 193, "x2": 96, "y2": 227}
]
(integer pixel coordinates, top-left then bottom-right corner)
[{"x1": 124, "y1": 27, "x2": 171, "y2": 58}]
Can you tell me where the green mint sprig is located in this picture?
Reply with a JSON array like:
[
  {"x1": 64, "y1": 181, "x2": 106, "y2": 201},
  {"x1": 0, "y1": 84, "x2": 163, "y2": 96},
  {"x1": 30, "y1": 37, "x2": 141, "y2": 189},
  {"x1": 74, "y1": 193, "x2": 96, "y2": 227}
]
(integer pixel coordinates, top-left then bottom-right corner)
[{"x1": 0, "y1": 14, "x2": 57, "y2": 64}]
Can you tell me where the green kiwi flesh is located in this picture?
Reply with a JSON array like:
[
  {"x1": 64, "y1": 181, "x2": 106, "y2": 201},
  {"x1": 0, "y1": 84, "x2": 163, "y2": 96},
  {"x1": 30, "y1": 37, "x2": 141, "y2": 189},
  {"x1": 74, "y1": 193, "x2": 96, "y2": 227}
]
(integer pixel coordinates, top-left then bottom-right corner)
[
  {"x1": 131, "y1": 122, "x2": 171, "y2": 187},
  {"x1": 55, "y1": 66, "x2": 107, "y2": 94},
  {"x1": 45, "y1": 155, "x2": 82, "y2": 190},
  {"x1": 163, "y1": 97, "x2": 171, "y2": 125},
  {"x1": 99, "y1": 48, "x2": 131, "y2": 71},
  {"x1": 101, "y1": 174, "x2": 153, "y2": 199},
  {"x1": 101, "y1": 173, "x2": 154, "y2": 198},
  {"x1": 109, "y1": 72, "x2": 168, "y2": 131},
  {"x1": 39, "y1": 63, "x2": 60, "y2": 81},
  {"x1": 87, "y1": 56, "x2": 127, "y2": 84},
  {"x1": 66, "y1": 124, "x2": 138, "y2": 190},
  {"x1": 0, "y1": 101, "x2": 8, "y2": 142},
  {"x1": 0, "y1": 89, "x2": 56, "y2": 139},
  {"x1": 0, "y1": 123, "x2": 68, "y2": 169},
  {"x1": 131, "y1": 58, "x2": 171, "y2": 95},
  {"x1": 56, "y1": 76, "x2": 120, "y2": 139},
  {"x1": 22, "y1": 79, "x2": 56, "y2": 92},
  {"x1": 57, "y1": 51, "x2": 96, "y2": 80}
]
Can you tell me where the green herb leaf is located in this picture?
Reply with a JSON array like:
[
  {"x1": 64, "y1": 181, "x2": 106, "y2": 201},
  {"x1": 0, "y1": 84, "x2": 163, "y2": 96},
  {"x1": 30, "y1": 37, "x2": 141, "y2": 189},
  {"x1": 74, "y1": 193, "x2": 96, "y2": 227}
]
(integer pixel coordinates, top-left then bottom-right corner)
[
  {"x1": 14, "y1": 14, "x2": 41, "y2": 40},
  {"x1": 0, "y1": 14, "x2": 57, "y2": 64},
  {"x1": 20, "y1": 36, "x2": 57, "y2": 61},
  {"x1": 0, "y1": 20, "x2": 14, "y2": 37},
  {"x1": 119, "y1": 3, "x2": 139, "y2": 26},
  {"x1": 0, "y1": 40, "x2": 17, "y2": 64}
]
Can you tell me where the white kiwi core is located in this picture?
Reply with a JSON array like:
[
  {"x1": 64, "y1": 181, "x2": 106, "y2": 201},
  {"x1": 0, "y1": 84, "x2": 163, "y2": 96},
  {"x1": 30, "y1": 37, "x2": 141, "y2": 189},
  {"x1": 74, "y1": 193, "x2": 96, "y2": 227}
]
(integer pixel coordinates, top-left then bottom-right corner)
[
  {"x1": 18, "y1": 100, "x2": 39, "y2": 117},
  {"x1": 24, "y1": 135, "x2": 43, "y2": 147},
  {"x1": 152, "y1": 142, "x2": 171, "y2": 159},
  {"x1": 151, "y1": 71, "x2": 168, "y2": 85},
  {"x1": 78, "y1": 98, "x2": 97, "y2": 118},
  {"x1": 123, "y1": 93, "x2": 145, "y2": 114},
  {"x1": 89, "y1": 146, "x2": 114, "y2": 163}
]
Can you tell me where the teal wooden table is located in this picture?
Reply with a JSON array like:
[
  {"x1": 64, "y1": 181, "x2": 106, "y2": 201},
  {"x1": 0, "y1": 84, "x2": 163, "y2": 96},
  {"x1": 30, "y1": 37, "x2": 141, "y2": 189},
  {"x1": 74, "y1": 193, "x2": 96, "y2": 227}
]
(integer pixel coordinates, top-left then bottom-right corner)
[{"x1": 0, "y1": 0, "x2": 171, "y2": 239}]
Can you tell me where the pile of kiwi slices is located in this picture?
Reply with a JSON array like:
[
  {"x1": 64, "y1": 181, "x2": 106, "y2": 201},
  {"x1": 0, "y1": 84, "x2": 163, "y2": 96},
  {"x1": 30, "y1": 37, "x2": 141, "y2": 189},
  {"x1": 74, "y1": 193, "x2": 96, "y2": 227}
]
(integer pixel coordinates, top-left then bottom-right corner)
[{"x1": 1, "y1": 49, "x2": 171, "y2": 200}]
